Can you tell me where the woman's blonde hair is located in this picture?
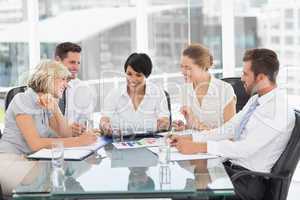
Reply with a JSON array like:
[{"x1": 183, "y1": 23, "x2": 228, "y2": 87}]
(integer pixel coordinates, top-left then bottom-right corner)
[
  {"x1": 28, "y1": 60, "x2": 71, "y2": 93},
  {"x1": 182, "y1": 43, "x2": 213, "y2": 71}
]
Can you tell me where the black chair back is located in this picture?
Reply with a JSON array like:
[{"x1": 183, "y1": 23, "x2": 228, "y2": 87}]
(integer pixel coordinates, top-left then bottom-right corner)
[
  {"x1": 264, "y1": 110, "x2": 300, "y2": 200},
  {"x1": 0, "y1": 183, "x2": 2, "y2": 200},
  {"x1": 4, "y1": 85, "x2": 27, "y2": 111},
  {"x1": 221, "y1": 77, "x2": 250, "y2": 112},
  {"x1": 164, "y1": 90, "x2": 172, "y2": 130}
]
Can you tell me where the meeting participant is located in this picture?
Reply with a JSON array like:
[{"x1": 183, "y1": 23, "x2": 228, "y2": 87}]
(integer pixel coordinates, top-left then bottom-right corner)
[
  {"x1": 173, "y1": 43, "x2": 236, "y2": 132},
  {"x1": 55, "y1": 42, "x2": 96, "y2": 135},
  {"x1": 171, "y1": 48, "x2": 295, "y2": 200},
  {"x1": 0, "y1": 60, "x2": 97, "y2": 155},
  {"x1": 100, "y1": 53, "x2": 170, "y2": 135}
]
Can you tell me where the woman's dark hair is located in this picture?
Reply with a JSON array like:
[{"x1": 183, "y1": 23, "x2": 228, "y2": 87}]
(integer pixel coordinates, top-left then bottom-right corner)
[{"x1": 124, "y1": 53, "x2": 152, "y2": 78}]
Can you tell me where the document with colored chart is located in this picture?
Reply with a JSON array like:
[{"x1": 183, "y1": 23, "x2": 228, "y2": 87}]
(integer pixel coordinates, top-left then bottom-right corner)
[{"x1": 113, "y1": 138, "x2": 161, "y2": 149}]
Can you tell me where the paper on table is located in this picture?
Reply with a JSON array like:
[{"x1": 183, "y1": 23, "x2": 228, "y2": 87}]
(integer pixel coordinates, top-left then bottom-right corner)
[
  {"x1": 27, "y1": 136, "x2": 111, "y2": 161},
  {"x1": 157, "y1": 129, "x2": 201, "y2": 137},
  {"x1": 27, "y1": 148, "x2": 92, "y2": 161},
  {"x1": 147, "y1": 146, "x2": 218, "y2": 161},
  {"x1": 64, "y1": 136, "x2": 110, "y2": 151}
]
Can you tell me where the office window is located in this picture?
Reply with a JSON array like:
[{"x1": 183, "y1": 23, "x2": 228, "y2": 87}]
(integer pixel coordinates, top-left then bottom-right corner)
[
  {"x1": 38, "y1": 1, "x2": 137, "y2": 81},
  {"x1": 0, "y1": 0, "x2": 299, "y2": 112},
  {"x1": 0, "y1": 0, "x2": 28, "y2": 87},
  {"x1": 285, "y1": 21, "x2": 294, "y2": 29},
  {"x1": 285, "y1": 36, "x2": 294, "y2": 45},
  {"x1": 285, "y1": 8, "x2": 294, "y2": 19},
  {"x1": 298, "y1": 8, "x2": 300, "y2": 29},
  {"x1": 174, "y1": 23, "x2": 182, "y2": 38},
  {"x1": 157, "y1": 42, "x2": 171, "y2": 57},
  {"x1": 155, "y1": 22, "x2": 171, "y2": 38},
  {"x1": 285, "y1": 50, "x2": 294, "y2": 59},
  {"x1": 271, "y1": 36, "x2": 280, "y2": 44},
  {"x1": 271, "y1": 23, "x2": 280, "y2": 30}
]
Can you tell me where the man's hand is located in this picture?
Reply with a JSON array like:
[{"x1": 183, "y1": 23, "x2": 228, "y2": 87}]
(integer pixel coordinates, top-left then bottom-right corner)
[
  {"x1": 173, "y1": 137, "x2": 206, "y2": 154},
  {"x1": 169, "y1": 135, "x2": 192, "y2": 146}
]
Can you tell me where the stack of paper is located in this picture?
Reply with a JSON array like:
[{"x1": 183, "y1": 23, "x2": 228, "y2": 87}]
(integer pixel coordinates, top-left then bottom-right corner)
[{"x1": 27, "y1": 136, "x2": 110, "y2": 161}]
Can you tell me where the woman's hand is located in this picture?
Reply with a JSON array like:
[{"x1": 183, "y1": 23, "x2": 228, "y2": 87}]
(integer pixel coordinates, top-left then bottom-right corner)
[
  {"x1": 180, "y1": 106, "x2": 196, "y2": 128},
  {"x1": 157, "y1": 117, "x2": 170, "y2": 131},
  {"x1": 77, "y1": 131, "x2": 97, "y2": 146},
  {"x1": 172, "y1": 120, "x2": 186, "y2": 131},
  {"x1": 71, "y1": 122, "x2": 86, "y2": 137},
  {"x1": 37, "y1": 93, "x2": 59, "y2": 113},
  {"x1": 180, "y1": 106, "x2": 209, "y2": 131},
  {"x1": 100, "y1": 121, "x2": 112, "y2": 135}
]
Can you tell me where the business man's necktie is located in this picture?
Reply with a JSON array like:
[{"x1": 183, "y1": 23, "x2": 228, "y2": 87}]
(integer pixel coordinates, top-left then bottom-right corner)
[
  {"x1": 58, "y1": 89, "x2": 66, "y2": 115},
  {"x1": 235, "y1": 98, "x2": 259, "y2": 140}
]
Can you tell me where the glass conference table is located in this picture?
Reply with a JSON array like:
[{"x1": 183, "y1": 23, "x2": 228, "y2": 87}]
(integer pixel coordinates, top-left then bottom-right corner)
[{"x1": 13, "y1": 143, "x2": 234, "y2": 200}]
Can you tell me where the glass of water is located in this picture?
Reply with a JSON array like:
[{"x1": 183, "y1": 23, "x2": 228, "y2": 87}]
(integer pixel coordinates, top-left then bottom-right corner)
[
  {"x1": 158, "y1": 137, "x2": 170, "y2": 164},
  {"x1": 51, "y1": 141, "x2": 64, "y2": 169},
  {"x1": 51, "y1": 167, "x2": 65, "y2": 191},
  {"x1": 112, "y1": 128, "x2": 123, "y2": 143}
]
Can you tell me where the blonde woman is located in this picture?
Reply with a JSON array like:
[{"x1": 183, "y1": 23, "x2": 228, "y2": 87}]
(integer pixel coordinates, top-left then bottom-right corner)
[
  {"x1": 173, "y1": 44, "x2": 236, "y2": 131},
  {"x1": 0, "y1": 60, "x2": 96, "y2": 155}
]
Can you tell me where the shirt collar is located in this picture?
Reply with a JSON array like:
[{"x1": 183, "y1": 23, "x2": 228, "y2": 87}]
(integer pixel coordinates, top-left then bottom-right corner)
[
  {"x1": 257, "y1": 87, "x2": 278, "y2": 106},
  {"x1": 121, "y1": 80, "x2": 151, "y2": 97},
  {"x1": 26, "y1": 87, "x2": 39, "y2": 107},
  {"x1": 67, "y1": 78, "x2": 80, "y2": 88}
]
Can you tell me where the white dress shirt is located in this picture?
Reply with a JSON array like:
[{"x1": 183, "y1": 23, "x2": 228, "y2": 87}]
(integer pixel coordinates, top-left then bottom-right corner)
[
  {"x1": 101, "y1": 81, "x2": 169, "y2": 132},
  {"x1": 65, "y1": 78, "x2": 96, "y2": 123},
  {"x1": 193, "y1": 88, "x2": 295, "y2": 172},
  {"x1": 180, "y1": 76, "x2": 236, "y2": 129}
]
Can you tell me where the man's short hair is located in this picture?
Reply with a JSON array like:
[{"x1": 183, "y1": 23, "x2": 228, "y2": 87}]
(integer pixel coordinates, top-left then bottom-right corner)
[
  {"x1": 55, "y1": 42, "x2": 81, "y2": 60},
  {"x1": 243, "y1": 48, "x2": 279, "y2": 83}
]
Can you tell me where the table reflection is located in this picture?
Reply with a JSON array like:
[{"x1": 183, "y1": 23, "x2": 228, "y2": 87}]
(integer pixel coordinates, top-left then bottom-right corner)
[{"x1": 127, "y1": 167, "x2": 155, "y2": 191}]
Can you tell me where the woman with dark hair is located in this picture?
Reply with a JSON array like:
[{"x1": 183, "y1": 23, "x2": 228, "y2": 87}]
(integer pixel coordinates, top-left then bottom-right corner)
[{"x1": 100, "y1": 53, "x2": 170, "y2": 134}]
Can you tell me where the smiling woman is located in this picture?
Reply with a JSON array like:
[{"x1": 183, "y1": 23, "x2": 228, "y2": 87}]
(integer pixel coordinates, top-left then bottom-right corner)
[
  {"x1": 0, "y1": 60, "x2": 97, "y2": 156},
  {"x1": 100, "y1": 53, "x2": 170, "y2": 135}
]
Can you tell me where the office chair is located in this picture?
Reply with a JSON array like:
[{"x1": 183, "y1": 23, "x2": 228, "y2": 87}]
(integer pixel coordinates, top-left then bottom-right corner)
[
  {"x1": 221, "y1": 77, "x2": 250, "y2": 112},
  {"x1": 0, "y1": 183, "x2": 3, "y2": 200},
  {"x1": 164, "y1": 90, "x2": 172, "y2": 130},
  {"x1": 231, "y1": 109, "x2": 300, "y2": 200},
  {"x1": 4, "y1": 85, "x2": 27, "y2": 111}
]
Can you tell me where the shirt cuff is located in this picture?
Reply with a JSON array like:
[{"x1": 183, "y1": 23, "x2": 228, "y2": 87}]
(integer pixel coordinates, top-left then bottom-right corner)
[
  {"x1": 192, "y1": 130, "x2": 209, "y2": 142},
  {"x1": 206, "y1": 140, "x2": 220, "y2": 156}
]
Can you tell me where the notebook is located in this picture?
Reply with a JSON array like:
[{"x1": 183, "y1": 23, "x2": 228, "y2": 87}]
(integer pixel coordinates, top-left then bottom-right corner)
[{"x1": 27, "y1": 136, "x2": 111, "y2": 161}]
